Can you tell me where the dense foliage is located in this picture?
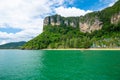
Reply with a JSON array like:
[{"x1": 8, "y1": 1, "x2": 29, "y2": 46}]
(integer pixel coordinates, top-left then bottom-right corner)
[
  {"x1": 22, "y1": 23, "x2": 120, "y2": 49},
  {"x1": 22, "y1": 0, "x2": 120, "y2": 49}
]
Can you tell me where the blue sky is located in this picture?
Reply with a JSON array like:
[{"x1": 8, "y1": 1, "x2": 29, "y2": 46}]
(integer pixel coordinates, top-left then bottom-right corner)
[
  {"x1": 0, "y1": 0, "x2": 117, "y2": 44},
  {"x1": 66, "y1": 0, "x2": 117, "y2": 10},
  {"x1": 66, "y1": 0, "x2": 103, "y2": 10}
]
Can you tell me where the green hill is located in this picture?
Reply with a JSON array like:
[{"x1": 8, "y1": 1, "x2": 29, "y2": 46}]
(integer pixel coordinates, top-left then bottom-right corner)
[
  {"x1": 0, "y1": 41, "x2": 26, "y2": 49},
  {"x1": 22, "y1": 0, "x2": 120, "y2": 49}
]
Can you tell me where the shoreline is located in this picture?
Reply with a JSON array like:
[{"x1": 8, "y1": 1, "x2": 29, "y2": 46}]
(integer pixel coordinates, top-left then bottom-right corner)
[
  {"x1": 0, "y1": 48, "x2": 120, "y2": 50},
  {"x1": 42, "y1": 48, "x2": 120, "y2": 50}
]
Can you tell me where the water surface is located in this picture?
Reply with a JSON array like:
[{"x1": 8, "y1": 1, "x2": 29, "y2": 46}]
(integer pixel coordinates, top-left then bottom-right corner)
[{"x1": 0, "y1": 50, "x2": 120, "y2": 80}]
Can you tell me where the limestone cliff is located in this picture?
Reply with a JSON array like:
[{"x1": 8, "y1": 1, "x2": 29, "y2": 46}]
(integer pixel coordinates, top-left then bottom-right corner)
[
  {"x1": 43, "y1": 14, "x2": 79, "y2": 28},
  {"x1": 43, "y1": 14, "x2": 103, "y2": 33},
  {"x1": 44, "y1": 15, "x2": 62, "y2": 26}
]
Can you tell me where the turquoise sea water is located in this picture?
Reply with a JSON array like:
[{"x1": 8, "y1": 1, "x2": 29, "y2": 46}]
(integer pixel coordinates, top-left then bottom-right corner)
[{"x1": 0, "y1": 50, "x2": 120, "y2": 80}]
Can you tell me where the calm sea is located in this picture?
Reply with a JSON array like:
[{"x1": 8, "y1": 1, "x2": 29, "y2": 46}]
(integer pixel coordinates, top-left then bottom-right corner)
[{"x1": 0, "y1": 50, "x2": 120, "y2": 80}]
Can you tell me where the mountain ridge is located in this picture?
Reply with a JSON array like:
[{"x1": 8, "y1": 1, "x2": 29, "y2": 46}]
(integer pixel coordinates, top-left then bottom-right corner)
[
  {"x1": 0, "y1": 41, "x2": 26, "y2": 49},
  {"x1": 22, "y1": 0, "x2": 120, "y2": 49}
]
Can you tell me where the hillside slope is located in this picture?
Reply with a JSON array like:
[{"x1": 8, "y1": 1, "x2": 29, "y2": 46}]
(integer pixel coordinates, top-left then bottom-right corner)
[
  {"x1": 0, "y1": 41, "x2": 26, "y2": 49},
  {"x1": 22, "y1": 0, "x2": 120, "y2": 49}
]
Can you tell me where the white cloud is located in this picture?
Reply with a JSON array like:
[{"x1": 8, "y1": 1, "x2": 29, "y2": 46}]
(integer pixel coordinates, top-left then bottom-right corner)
[
  {"x1": 55, "y1": 6, "x2": 92, "y2": 17},
  {"x1": 0, "y1": 0, "x2": 67, "y2": 45},
  {"x1": 0, "y1": 28, "x2": 42, "y2": 45},
  {"x1": 108, "y1": 0, "x2": 118, "y2": 7},
  {"x1": 100, "y1": 0, "x2": 118, "y2": 7},
  {"x1": 99, "y1": 0, "x2": 118, "y2": 8},
  {"x1": 0, "y1": 40, "x2": 7, "y2": 45},
  {"x1": 92, "y1": 0, "x2": 118, "y2": 11}
]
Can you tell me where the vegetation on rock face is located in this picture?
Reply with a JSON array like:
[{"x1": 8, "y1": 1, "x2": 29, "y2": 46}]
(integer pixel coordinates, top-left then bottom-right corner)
[
  {"x1": 22, "y1": 23, "x2": 120, "y2": 49},
  {"x1": 22, "y1": 0, "x2": 120, "y2": 49}
]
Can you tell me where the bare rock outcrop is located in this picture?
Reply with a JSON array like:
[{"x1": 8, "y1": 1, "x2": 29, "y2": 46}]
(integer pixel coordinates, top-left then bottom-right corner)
[
  {"x1": 79, "y1": 17, "x2": 102, "y2": 33},
  {"x1": 111, "y1": 12, "x2": 120, "y2": 24},
  {"x1": 43, "y1": 15, "x2": 103, "y2": 33}
]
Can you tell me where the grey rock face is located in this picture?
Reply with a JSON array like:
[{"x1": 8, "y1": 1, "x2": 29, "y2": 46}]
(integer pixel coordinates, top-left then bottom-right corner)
[
  {"x1": 43, "y1": 15, "x2": 79, "y2": 27},
  {"x1": 44, "y1": 17, "x2": 50, "y2": 26},
  {"x1": 43, "y1": 15, "x2": 62, "y2": 26}
]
